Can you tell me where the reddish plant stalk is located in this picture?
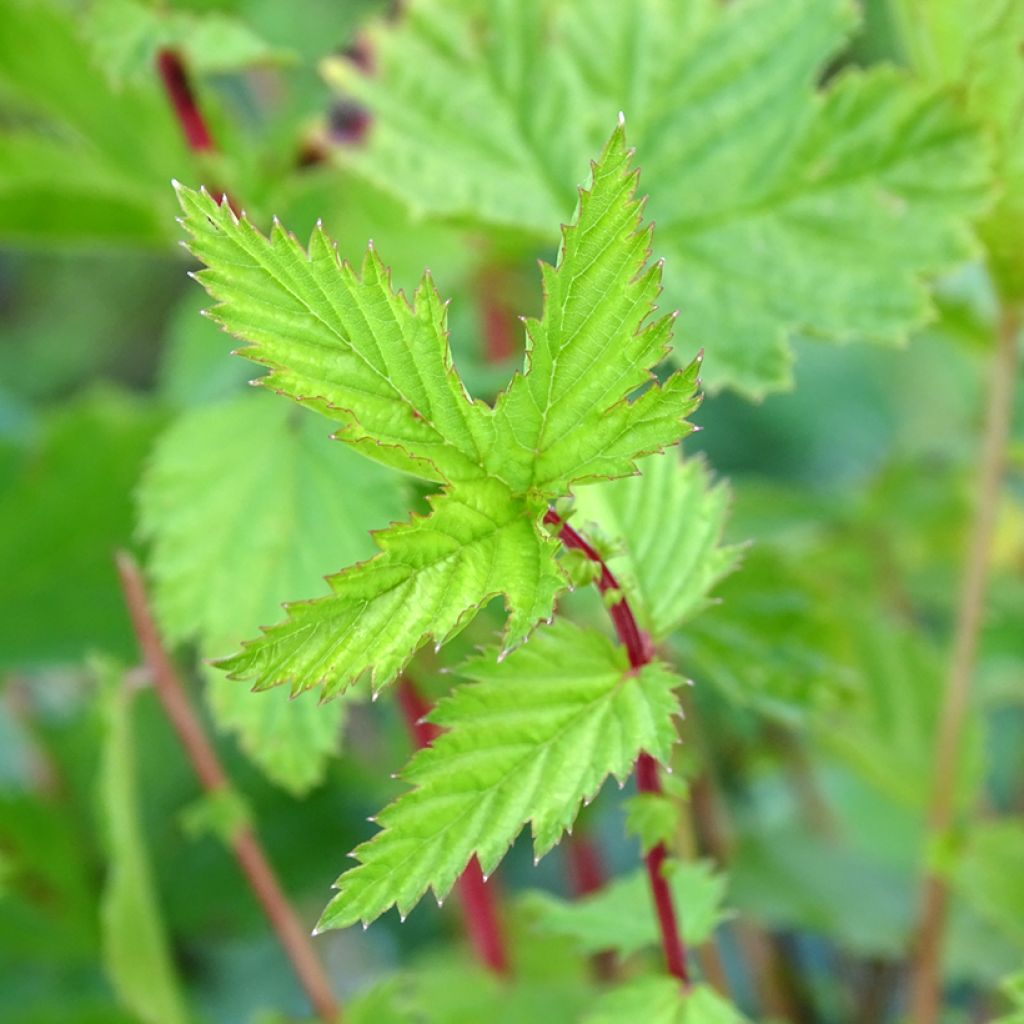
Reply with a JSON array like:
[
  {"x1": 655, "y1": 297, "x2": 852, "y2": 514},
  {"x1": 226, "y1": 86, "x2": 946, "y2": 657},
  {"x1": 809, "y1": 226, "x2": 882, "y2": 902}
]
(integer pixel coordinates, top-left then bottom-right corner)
[
  {"x1": 544, "y1": 510, "x2": 690, "y2": 987},
  {"x1": 115, "y1": 553, "x2": 340, "y2": 1024},
  {"x1": 155, "y1": 48, "x2": 238, "y2": 213},
  {"x1": 156, "y1": 48, "x2": 214, "y2": 152},
  {"x1": 395, "y1": 677, "x2": 510, "y2": 976},
  {"x1": 478, "y1": 266, "x2": 516, "y2": 363}
]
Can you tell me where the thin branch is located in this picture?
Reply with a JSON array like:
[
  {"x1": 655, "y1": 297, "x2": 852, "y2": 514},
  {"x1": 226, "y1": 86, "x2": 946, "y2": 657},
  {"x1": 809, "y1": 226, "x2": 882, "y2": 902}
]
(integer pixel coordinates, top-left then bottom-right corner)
[
  {"x1": 115, "y1": 552, "x2": 341, "y2": 1024},
  {"x1": 909, "y1": 305, "x2": 1021, "y2": 1023},
  {"x1": 544, "y1": 510, "x2": 690, "y2": 987},
  {"x1": 395, "y1": 677, "x2": 510, "y2": 976}
]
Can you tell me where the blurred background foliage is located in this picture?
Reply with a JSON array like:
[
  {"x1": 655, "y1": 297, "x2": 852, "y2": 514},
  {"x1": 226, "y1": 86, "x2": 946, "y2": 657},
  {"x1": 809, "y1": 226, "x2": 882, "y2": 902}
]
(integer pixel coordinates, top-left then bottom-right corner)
[{"x1": 0, "y1": 0, "x2": 1022, "y2": 1022}]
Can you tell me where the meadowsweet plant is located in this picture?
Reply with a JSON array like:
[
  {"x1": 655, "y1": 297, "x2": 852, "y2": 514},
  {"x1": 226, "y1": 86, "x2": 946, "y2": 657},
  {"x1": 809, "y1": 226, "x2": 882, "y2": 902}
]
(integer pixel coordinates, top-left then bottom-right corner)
[
  {"x1": 2, "y1": 1, "x2": 1023, "y2": 1023},
  {"x1": 174, "y1": 124, "x2": 740, "y2": 1011}
]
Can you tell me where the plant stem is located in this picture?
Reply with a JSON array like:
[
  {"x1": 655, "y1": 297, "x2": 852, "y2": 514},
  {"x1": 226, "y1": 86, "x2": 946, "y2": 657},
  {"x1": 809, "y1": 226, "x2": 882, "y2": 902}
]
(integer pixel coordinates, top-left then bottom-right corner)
[
  {"x1": 395, "y1": 677, "x2": 510, "y2": 976},
  {"x1": 155, "y1": 48, "x2": 237, "y2": 212},
  {"x1": 544, "y1": 510, "x2": 690, "y2": 987},
  {"x1": 156, "y1": 48, "x2": 214, "y2": 152},
  {"x1": 908, "y1": 304, "x2": 1021, "y2": 1023},
  {"x1": 115, "y1": 552, "x2": 341, "y2": 1024}
]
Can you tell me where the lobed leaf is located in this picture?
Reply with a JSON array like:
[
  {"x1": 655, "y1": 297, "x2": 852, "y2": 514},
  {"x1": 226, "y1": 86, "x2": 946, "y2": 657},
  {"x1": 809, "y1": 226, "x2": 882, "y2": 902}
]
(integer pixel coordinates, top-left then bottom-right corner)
[
  {"x1": 316, "y1": 620, "x2": 682, "y2": 930},
  {"x1": 490, "y1": 124, "x2": 700, "y2": 493},
  {"x1": 220, "y1": 478, "x2": 563, "y2": 698},
  {"x1": 572, "y1": 452, "x2": 743, "y2": 640},
  {"x1": 525, "y1": 858, "x2": 729, "y2": 956},
  {"x1": 138, "y1": 395, "x2": 405, "y2": 792},
  {"x1": 326, "y1": 0, "x2": 989, "y2": 396},
  {"x1": 176, "y1": 183, "x2": 493, "y2": 486}
]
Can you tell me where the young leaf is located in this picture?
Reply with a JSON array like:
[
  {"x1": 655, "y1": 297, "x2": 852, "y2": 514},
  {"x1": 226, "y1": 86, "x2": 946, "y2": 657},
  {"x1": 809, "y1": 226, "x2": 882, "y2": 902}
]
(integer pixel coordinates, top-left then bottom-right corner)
[
  {"x1": 96, "y1": 658, "x2": 189, "y2": 1024},
  {"x1": 219, "y1": 478, "x2": 563, "y2": 698},
  {"x1": 316, "y1": 620, "x2": 683, "y2": 930},
  {"x1": 525, "y1": 859, "x2": 729, "y2": 956},
  {"x1": 176, "y1": 184, "x2": 493, "y2": 486},
  {"x1": 137, "y1": 395, "x2": 405, "y2": 792},
  {"x1": 488, "y1": 126, "x2": 700, "y2": 493},
  {"x1": 583, "y1": 978, "x2": 747, "y2": 1024},
  {"x1": 572, "y1": 452, "x2": 742, "y2": 640},
  {"x1": 326, "y1": 0, "x2": 989, "y2": 396},
  {"x1": 178, "y1": 122, "x2": 700, "y2": 698}
]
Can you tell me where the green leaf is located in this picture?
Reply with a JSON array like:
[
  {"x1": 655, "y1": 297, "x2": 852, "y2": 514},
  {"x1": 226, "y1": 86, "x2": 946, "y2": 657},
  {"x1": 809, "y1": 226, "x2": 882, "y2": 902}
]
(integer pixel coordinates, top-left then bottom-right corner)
[
  {"x1": 138, "y1": 395, "x2": 405, "y2": 792},
  {"x1": 219, "y1": 477, "x2": 562, "y2": 698},
  {"x1": 326, "y1": 0, "x2": 989, "y2": 396},
  {"x1": 178, "y1": 123, "x2": 700, "y2": 698},
  {"x1": 573, "y1": 452, "x2": 742, "y2": 640},
  {"x1": 316, "y1": 620, "x2": 682, "y2": 930},
  {"x1": 526, "y1": 858, "x2": 728, "y2": 956},
  {"x1": 87, "y1": 0, "x2": 295, "y2": 87},
  {"x1": 176, "y1": 183, "x2": 494, "y2": 486},
  {"x1": 625, "y1": 792, "x2": 684, "y2": 854},
  {"x1": 0, "y1": 390, "x2": 164, "y2": 668},
  {"x1": 487, "y1": 125, "x2": 700, "y2": 493},
  {"x1": 583, "y1": 978, "x2": 747, "y2": 1024},
  {"x1": 95, "y1": 658, "x2": 190, "y2": 1024},
  {"x1": 893, "y1": 0, "x2": 1024, "y2": 298},
  {"x1": 0, "y1": 0, "x2": 192, "y2": 247},
  {"x1": 955, "y1": 820, "x2": 1024, "y2": 949}
]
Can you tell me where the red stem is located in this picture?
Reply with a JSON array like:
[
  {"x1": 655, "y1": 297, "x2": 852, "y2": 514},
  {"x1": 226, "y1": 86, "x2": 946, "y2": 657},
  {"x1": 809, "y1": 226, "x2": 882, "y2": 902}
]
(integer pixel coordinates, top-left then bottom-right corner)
[
  {"x1": 395, "y1": 678, "x2": 510, "y2": 976},
  {"x1": 544, "y1": 510, "x2": 690, "y2": 987},
  {"x1": 156, "y1": 48, "x2": 214, "y2": 152},
  {"x1": 155, "y1": 48, "x2": 238, "y2": 214}
]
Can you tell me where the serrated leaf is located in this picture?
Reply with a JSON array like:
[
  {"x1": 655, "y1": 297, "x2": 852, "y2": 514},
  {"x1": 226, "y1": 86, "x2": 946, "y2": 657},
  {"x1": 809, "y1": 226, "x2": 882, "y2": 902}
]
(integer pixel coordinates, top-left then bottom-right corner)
[
  {"x1": 893, "y1": 0, "x2": 1024, "y2": 298},
  {"x1": 138, "y1": 395, "x2": 405, "y2": 792},
  {"x1": 526, "y1": 858, "x2": 728, "y2": 957},
  {"x1": 583, "y1": 978, "x2": 747, "y2": 1024},
  {"x1": 316, "y1": 620, "x2": 682, "y2": 930},
  {"x1": 326, "y1": 0, "x2": 989, "y2": 396},
  {"x1": 573, "y1": 452, "x2": 742, "y2": 640},
  {"x1": 176, "y1": 184, "x2": 493, "y2": 486},
  {"x1": 95, "y1": 658, "x2": 189, "y2": 1024},
  {"x1": 178, "y1": 123, "x2": 700, "y2": 698},
  {"x1": 220, "y1": 478, "x2": 562, "y2": 698},
  {"x1": 488, "y1": 127, "x2": 700, "y2": 492}
]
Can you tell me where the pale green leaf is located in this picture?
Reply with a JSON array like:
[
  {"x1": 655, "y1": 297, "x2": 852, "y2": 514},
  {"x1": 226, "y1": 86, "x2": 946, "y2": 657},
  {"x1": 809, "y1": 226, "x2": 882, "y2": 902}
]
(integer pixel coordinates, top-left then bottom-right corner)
[
  {"x1": 955, "y1": 820, "x2": 1024, "y2": 949},
  {"x1": 0, "y1": 0, "x2": 192, "y2": 247},
  {"x1": 893, "y1": 0, "x2": 1024, "y2": 298},
  {"x1": 583, "y1": 978, "x2": 747, "y2": 1024},
  {"x1": 138, "y1": 395, "x2": 405, "y2": 792},
  {"x1": 573, "y1": 452, "x2": 742, "y2": 640},
  {"x1": 87, "y1": 0, "x2": 294, "y2": 86},
  {"x1": 488, "y1": 125, "x2": 700, "y2": 493},
  {"x1": 625, "y1": 792, "x2": 683, "y2": 854},
  {"x1": 326, "y1": 0, "x2": 988, "y2": 396},
  {"x1": 219, "y1": 477, "x2": 562, "y2": 698},
  {"x1": 316, "y1": 620, "x2": 682, "y2": 929},
  {"x1": 525, "y1": 858, "x2": 728, "y2": 956},
  {"x1": 96, "y1": 658, "x2": 190, "y2": 1024},
  {"x1": 176, "y1": 184, "x2": 493, "y2": 486},
  {"x1": 178, "y1": 126, "x2": 700, "y2": 699}
]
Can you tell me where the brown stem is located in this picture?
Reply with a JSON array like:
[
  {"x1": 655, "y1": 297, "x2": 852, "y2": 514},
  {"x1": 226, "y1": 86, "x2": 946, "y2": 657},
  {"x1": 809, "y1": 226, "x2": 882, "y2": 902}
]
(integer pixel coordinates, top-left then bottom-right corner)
[
  {"x1": 908, "y1": 305, "x2": 1021, "y2": 1023},
  {"x1": 544, "y1": 510, "x2": 689, "y2": 987},
  {"x1": 115, "y1": 552, "x2": 341, "y2": 1024},
  {"x1": 478, "y1": 265, "x2": 515, "y2": 363},
  {"x1": 395, "y1": 677, "x2": 510, "y2": 975}
]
